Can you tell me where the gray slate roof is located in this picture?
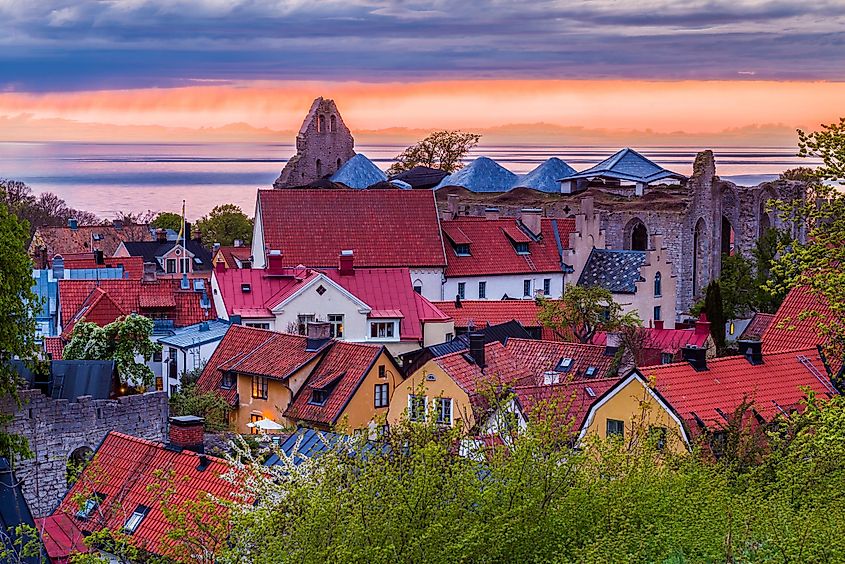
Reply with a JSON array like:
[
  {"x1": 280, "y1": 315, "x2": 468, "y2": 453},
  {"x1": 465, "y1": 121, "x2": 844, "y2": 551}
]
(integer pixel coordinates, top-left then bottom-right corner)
[
  {"x1": 264, "y1": 427, "x2": 388, "y2": 467},
  {"x1": 515, "y1": 157, "x2": 576, "y2": 193},
  {"x1": 12, "y1": 359, "x2": 116, "y2": 400},
  {"x1": 158, "y1": 319, "x2": 231, "y2": 349},
  {"x1": 330, "y1": 153, "x2": 388, "y2": 189},
  {"x1": 122, "y1": 240, "x2": 213, "y2": 272},
  {"x1": 577, "y1": 249, "x2": 646, "y2": 294},
  {"x1": 560, "y1": 148, "x2": 686, "y2": 184},
  {"x1": 435, "y1": 156, "x2": 518, "y2": 192}
]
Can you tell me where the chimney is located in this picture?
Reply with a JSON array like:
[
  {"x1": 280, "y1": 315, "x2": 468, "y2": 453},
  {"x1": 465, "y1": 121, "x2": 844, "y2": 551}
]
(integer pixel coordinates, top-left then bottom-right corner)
[
  {"x1": 454, "y1": 294, "x2": 462, "y2": 309},
  {"x1": 52, "y1": 255, "x2": 65, "y2": 279},
  {"x1": 447, "y1": 194, "x2": 460, "y2": 219},
  {"x1": 737, "y1": 340, "x2": 764, "y2": 365},
  {"x1": 156, "y1": 228, "x2": 168, "y2": 243},
  {"x1": 94, "y1": 249, "x2": 104, "y2": 265},
  {"x1": 267, "y1": 249, "x2": 284, "y2": 274},
  {"x1": 468, "y1": 332, "x2": 485, "y2": 369},
  {"x1": 306, "y1": 321, "x2": 331, "y2": 340},
  {"x1": 233, "y1": 239, "x2": 242, "y2": 248},
  {"x1": 681, "y1": 345, "x2": 707, "y2": 371},
  {"x1": 604, "y1": 331, "x2": 621, "y2": 356},
  {"x1": 338, "y1": 249, "x2": 354, "y2": 275},
  {"x1": 694, "y1": 313, "x2": 711, "y2": 336},
  {"x1": 520, "y1": 208, "x2": 542, "y2": 237},
  {"x1": 142, "y1": 261, "x2": 157, "y2": 283},
  {"x1": 68, "y1": 218, "x2": 78, "y2": 230},
  {"x1": 581, "y1": 196, "x2": 594, "y2": 219},
  {"x1": 484, "y1": 207, "x2": 500, "y2": 220},
  {"x1": 213, "y1": 242, "x2": 221, "y2": 253},
  {"x1": 654, "y1": 319, "x2": 664, "y2": 330},
  {"x1": 40, "y1": 248, "x2": 48, "y2": 270},
  {"x1": 112, "y1": 219, "x2": 124, "y2": 231},
  {"x1": 169, "y1": 415, "x2": 205, "y2": 453},
  {"x1": 215, "y1": 260, "x2": 226, "y2": 273},
  {"x1": 180, "y1": 273, "x2": 190, "y2": 290}
]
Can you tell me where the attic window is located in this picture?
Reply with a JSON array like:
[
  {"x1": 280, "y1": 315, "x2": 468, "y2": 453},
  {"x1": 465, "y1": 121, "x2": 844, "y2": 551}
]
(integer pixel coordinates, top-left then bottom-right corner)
[
  {"x1": 514, "y1": 242, "x2": 530, "y2": 255},
  {"x1": 585, "y1": 386, "x2": 596, "y2": 397},
  {"x1": 193, "y1": 257, "x2": 203, "y2": 265},
  {"x1": 555, "y1": 357, "x2": 573, "y2": 372},
  {"x1": 75, "y1": 493, "x2": 105, "y2": 520},
  {"x1": 585, "y1": 366, "x2": 597, "y2": 378},
  {"x1": 123, "y1": 505, "x2": 150, "y2": 534},
  {"x1": 241, "y1": 283, "x2": 251, "y2": 293},
  {"x1": 92, "y1": 233, "x2": 103, "y2": 241},
  {"x1": 309, "y1": 388, "x2": 328, "y2": 406},
  {"x1": 454, "y1": 243, "x2": 471, "y2": 257}
]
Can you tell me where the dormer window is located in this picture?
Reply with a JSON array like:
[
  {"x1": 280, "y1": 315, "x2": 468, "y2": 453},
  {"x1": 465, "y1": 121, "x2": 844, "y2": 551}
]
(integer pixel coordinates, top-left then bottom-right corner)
[
  {"x1": 454, "y1": 243, "x2": 471, "y2": 257},
  {"x1": 309, "y1": 388, "x2": 328, "y2": 406},
  {"x1": 514, "y1": 242, "x2": 530, "y2": 255}
]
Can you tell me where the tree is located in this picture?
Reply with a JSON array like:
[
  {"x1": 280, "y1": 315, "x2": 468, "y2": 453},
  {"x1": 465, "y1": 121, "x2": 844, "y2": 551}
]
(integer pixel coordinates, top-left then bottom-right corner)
[
  {"x1": 1, "y1": 179, "x2": 98, "y2": 237},
  {"x1": 169, "y1": 384, "x2": 231, "y2": 432},
  {"x1": 387, "y1": 130, "x2": 481, "y2": 176},
  {"x1": 538, "y1": 285, "x2": 640, "y2": 344},
  {"x1": 194, "y1": 204, "x2": 252, "y2": 246},
  {"x1": 701, "y1": 281, "x2": 726, "y2": 353},
  {"x1": 0, "y1": 193, "x2": 38, "y2": 460},
  {"x1": 718, "y1": 251, "x2": 758, "y2": 320},
  {"x1": 151, "y1": 211, "x2": 182, "y2": 232},
  {"x1": 63, "y1": 315, "x2": 162, "y2": 389}
]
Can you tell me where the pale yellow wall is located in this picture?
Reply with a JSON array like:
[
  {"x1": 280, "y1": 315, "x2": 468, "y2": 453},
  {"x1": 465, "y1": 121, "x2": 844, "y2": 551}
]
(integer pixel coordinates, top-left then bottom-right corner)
[
  {"x1": 423, "y1": 320, "x2": 455, "y2": 347},
  {"x1": 581, "y1": 377, "x2": 687, "y2": 454},
  {"x1": 565, "y1": 196, "x2": 606, "y2": 288},
  {"x1": 233, "y1": 374, "x2": 292, "y2": 433},
  {"x1": 387, "y1": 360, "x2": 474, "y2": 432},
  {"x1": 337, "y1": 351, "x2": 399, "y2": 430},
  {"x1": 630, "y1": 235, "x2": 678, "y2": 328},
  {"x1": 113, "y1": 243, "x2": 130, "y2": 258}
]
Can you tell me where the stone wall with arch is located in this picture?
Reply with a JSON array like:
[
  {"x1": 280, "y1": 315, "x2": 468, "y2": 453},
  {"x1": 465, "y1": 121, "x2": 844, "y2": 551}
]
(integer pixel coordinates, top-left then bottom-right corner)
[{"x1": 0, "y1": 389, "x2": 168, "y2": 517}]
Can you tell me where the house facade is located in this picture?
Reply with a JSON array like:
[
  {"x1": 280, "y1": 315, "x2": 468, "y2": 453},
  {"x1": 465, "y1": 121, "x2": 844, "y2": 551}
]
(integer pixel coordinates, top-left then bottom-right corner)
[{"x1": 157, "y1": 319, "x2": 230, "y2": 396}]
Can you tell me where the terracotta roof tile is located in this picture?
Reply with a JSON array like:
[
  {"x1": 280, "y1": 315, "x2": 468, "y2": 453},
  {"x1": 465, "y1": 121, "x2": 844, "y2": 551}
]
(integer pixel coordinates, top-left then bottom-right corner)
[
  {"x1": 433, "y1": 342, "x2": 529, "y2": 397},
  {"x1": 432, "y1": 299, "x2": 543, "y2": 328},
  {"x1": 762, "y1": 286, "x2": 832, "y2": 353},
  {"x1": 43, "y1": 337, "x2": 64, "y2": 360},
  {"x1": 258, "y1": 189, "x2": 447, "y2": 268},
  {"x1": 505, "y1": 338, "x2": 616, "y2": 383},
  {"x1": 738, "y1": 312, "x2": 775, "y2": 341},
  {"x1": 29, "y1": 224, "x2": 154, "y2": 265},
  {"x1": 61, "y1": 255, "x2": 145, "y2": 280},
  {"x1": 513, "y1": 377, "x2": 619, "y2": 433},
  {"x1": 196, "y1": 325, "x2": 277, "y2": 406}
]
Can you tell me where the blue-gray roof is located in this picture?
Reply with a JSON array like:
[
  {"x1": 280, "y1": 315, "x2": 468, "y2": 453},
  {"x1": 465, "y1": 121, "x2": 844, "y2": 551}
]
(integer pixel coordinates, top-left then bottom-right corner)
[
  {"x1": 577, "y1": 249, "x2": 646, "y2": 294},
  {"x1": 560, "y1": 148, "x2": 686, "y2": 184},
  {"x1": 0, "y1": 458, "x2": 42, "y2": 564},
  {"x1": 264, "y1": 427, "x2": 388, "y2": 467},
  {"x1": 514, "y1": 157, "x2": 576, "y2": 193},
  {"x1": 330, "y1": 154, "x2": 387, "y2": 189},
  {"x1": 434, "y1": 156, "x2": 518, "y2": 192},
  {"x1": 158, "y1": 319, "x2": 230, "y2": 349},
  {"x1": 11, "y1": 359, "x2": 116, "y2": 400}
]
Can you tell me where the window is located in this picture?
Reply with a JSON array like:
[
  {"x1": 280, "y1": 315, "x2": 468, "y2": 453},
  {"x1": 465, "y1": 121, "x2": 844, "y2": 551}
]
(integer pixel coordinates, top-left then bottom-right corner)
[
  {"x1": 328, "y1": 314, "x2": 344, "y2": 338},
  {"x1": 221, "y1": 371, "x2": 235, "y2": 389},
  {"x1": 457, "y1": 282, "x2": 466, "y2": 300},
  {"x1": 155, "y1": 376, "x2": 163, "y2": 391},
  {"x1": 454, "y1": 243, "x2": 471, "y2": 256},
  {"x1": 169, "y1": 384, "x2": 178, "y2": 396},
  {"x1": 478, "y1": 281, "x2": 486, "y2": 299},
  {"x1": 413, "y1": 281, "x2": 422, "y2": 294},
  {"x1": 378, "y1": 364, "x2": 386, "y2": 378},
  {"x1": 408, "y1": 395, "x2": 426, "y2": 422},
  {"x1": 251, "y1": 375, "x2": 268, "y2": 399},
  {"x1": 153, "y1": 349, "x2": 163, "y2": 362},
  {"x1": 445, "y1": 332, "x2": 453, "y2": 342},
  {"x1": 650, "y1": 426, "x2": 667, "y2": 451},
  {"x1": 606, "y1": 419, "x2": 625, "y2": 438},
  {"x1": 543, "y1": 278, "x2": 551, "y2": 296},
  {"x1": 370, "y1": 322, "x2": 395, "y2": 339},
  {"x1": 310, "y1": 389, "x2": 328, "y2": 405},
  {"x1": 123, "y1": 505, "x2": 150, "y2": 534},
  {"x1": 585, "y1": 366, "x2": 597, "y2": 378},
  {"x1": 436, "y1": 397, "x2": 453, "y2": 425},
  {"x1": 180, "y1": 257, "x2": 191, "y2": 273},
  {"x1": 661, "y1": 352, "x2": 674, "y2": 365},
  {"x1": 75, "y1": 494, "x2": 104, "y2": 520},
  {"x1": 374, "y1": 383, "x2": 389, "y2": 408},
  {"x1": 297, "y1": 314, "x2": 315, "y2": 335},
  {"x1": 245, "y1": 322, "x2": 270, "y2": 330},
  {"x1": 168, "y1": 347, "x2": 177, "y2": 360},
  {"x1": 250, "y1": 414, "x2": 263, "y2": 435},
  {"x1": 653, "y1": 306, "x2": 662, "y2": 321},
  {"x1": 523, "y1": 279, "x2": 531, "y2": 297},
  {"x1": 555, "y1": 357, "x2": 573, "y2": 372},
  {"x1": 514, "y1": 242, "x2": 530, "y2": 255},
  {"x1": 654, "y1": 272, "x2": 662, "y2": 297},
  {"x1": 166, "y1": 258, "x2": 177, "y2": 273}
]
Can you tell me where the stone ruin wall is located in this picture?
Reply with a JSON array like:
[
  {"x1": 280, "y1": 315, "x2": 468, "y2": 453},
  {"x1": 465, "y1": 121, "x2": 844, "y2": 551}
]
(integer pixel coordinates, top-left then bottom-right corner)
[{"x1": 2, "y1": 389, "x2": 168, "y2": 517}]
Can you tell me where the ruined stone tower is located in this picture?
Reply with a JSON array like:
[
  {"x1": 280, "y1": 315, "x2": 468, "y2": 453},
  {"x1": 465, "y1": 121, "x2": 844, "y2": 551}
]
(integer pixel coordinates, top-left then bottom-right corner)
[{"x1": 274, "y1": 97, "x2": 356, "y2": 188}]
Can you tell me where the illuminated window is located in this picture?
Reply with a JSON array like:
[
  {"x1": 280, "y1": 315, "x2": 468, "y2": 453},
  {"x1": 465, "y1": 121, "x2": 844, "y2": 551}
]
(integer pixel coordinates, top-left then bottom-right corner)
[
  {"x1": 251, "y1": 375, "x2": 268, "y2": 399},
  {"x1": 250, "y1": 414, "x2": 263, "y2": 435},
  {"x1": 328, "y1": 314, "x2": 344, "y2": 338},
  {"x1": 370, "y1": 322, "x2": 396, "y2": 339}
]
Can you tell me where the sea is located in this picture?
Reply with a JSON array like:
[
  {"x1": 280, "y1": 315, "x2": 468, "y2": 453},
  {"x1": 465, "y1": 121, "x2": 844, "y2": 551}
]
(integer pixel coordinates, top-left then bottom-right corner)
[{"x1": 0, "y1": 142, "x2": 817, "y2": 220}]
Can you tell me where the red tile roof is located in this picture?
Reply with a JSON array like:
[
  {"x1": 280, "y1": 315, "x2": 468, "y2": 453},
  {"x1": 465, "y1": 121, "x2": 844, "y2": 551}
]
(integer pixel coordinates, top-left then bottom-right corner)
[
  {"x1": 36, "y1": 513, "x2": 89, "y2": 562},
  {"x1": 513, "y1": 377, "x2": 619, "y2": 433},
  {"x1": 215, "y1": 267, "x2": 449, "y2": 341},
  {"x1": 738, "y1": 312, "x2": 775, "y2": 341},
  {"x1": 44, "y1": 336, "x2": 65, "y2": 360},
  {"x1": 640, "y1": 347, "x2": 838, "y2": 430},
  {"x1": 285, "y1": 342, "x2": 385, "y2": 426},
  {"x1": 29, "y1": 224, "x2": 154, "y2": 265},
  {"x1": 258, "y1": 189, "x2": 447, "y2": 268},
  {"x1": 592, "y1": 324, "x2": 711, "y2": 365},
  {"x1": 762, "y1": 286, "x2": 832, "y2": 353},
  {"x1": 59, "y1": 279, "x2": 214, "y2": 332},
  {"x1": 434, "y1": 341, "x2": 528, "y2": 397},
  {"x1": 53, "y1": 432, "x2": 241, "y2": 558},
  {"x1": 61, "y1": 287, "x2": 128, "y2": 338},
  {"x1": 505, "y1": 338, "x2": 616, "y2": 383},
  {"x1": 441, "y1": 217, "x2": 574, "y2": 277},
  {"x1": 215, "y1": 246, "x2": 252, "y2": 268},
  {"x1": 433, "y1": 299, "x2": 544, "y2": 329},
  {"x1": 61, "y1": 255, "x2": 145, "y2": 280}
]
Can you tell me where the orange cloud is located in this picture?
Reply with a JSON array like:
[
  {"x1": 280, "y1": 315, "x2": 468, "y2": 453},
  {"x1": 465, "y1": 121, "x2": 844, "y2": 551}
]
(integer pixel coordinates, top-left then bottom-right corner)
[{"x1": 0, "y1": 79, "x2": 842, "y2": 139}]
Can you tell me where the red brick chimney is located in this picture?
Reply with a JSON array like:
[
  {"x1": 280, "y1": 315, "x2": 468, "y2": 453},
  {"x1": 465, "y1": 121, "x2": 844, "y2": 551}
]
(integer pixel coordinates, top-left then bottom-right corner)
[
  {"x1": 520, "y1": 208, "x2": 542, "y2": 237},
  {"x1": 654, "y1": 319, "x2": 664, "y2": 330},
  {"x1": 694, "y1": 313, "x2": 711, "y2": 336},
  {"x1": 267, "y1": 249, "x2": 284, "y2": 274},
  {"x1": 169, "y1": 415, "x2": 205, "y2": 453},
  {"x1": 339, "y1": 249, "x2": 354, "y2": 275}
]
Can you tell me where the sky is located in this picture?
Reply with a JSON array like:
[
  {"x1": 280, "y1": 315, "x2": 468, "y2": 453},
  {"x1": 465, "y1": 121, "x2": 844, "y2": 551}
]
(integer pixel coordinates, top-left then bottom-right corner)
[{"x1": 1, "y1": 0, "x2": 843, "y2": 142}]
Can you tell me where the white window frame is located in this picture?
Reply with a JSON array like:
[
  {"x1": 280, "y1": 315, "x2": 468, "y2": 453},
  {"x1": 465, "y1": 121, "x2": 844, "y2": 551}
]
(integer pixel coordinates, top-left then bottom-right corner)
[
  {"x1": 478, "y1": 281, "x2": 486, "y2": 299},
  {"x1": 408, "y1": 394, "x2": 427, "y2": 422},
  {"x1": 523, "y1": 279, "x2": 531, "y2": 297},
  {"x1": 369, "y1": 321, "x2": 398, "y2": 341},
  {"x1": 374, "y1": 383, "x2": 389, "y2": 408},
  {"x1": 328, "y1": 314, "x2": 344, "y2": 339},
  {"x1": 435, "y1": 397, "x2": 453, "y2": 426},
  {"x1": 543, "y1": 278, "x2": 551, "y2": 296},
  {"x1": 457, "y1": 282, "x2": 466, "y2": 299}
]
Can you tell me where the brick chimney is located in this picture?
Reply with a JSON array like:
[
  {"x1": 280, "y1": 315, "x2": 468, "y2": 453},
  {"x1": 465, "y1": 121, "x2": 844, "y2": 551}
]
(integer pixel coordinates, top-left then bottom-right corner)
[
  {"x1": 142, "y1": 261, "x2": 157, "y2": 283},
  {"x1": 520, "y1": 208, "x2": 542, "y2": 237},
  {"x1": 654, "y1": 319, "x2": 664, "y2": 330},
  {"x1": 267, "y1": 249, "x2": 284, "y2": 274},
  {"x1": 447, "y1": 194, "x2": 460, "y2": 219},
  {"x1": 694, "y1": 313, "x2": 711, "y2": 336},
  {"x1": 169, "y1": 415, "x2": 205, "y2": 453},
  {"x1": 306, "y1": 321, "x2": 331, "y2": 339},
  {"x1": 737, "y1": 340, "x2": 764, "y2": 365},
  {"x1": 338, "y1": 249, "x2": 354, "y2": 275},
  {"x1": 156, "y1": 228, "x2": 168, "y2": 243},
  {"x1": 484, "y1": 207, "x2": 500, "y2": 220},
  {"x1": 681, "y1": 345, "x2": 707, "y2": 371},
  {"x1": 604, "y1": 331, "x2": 622, "y2": 356}
]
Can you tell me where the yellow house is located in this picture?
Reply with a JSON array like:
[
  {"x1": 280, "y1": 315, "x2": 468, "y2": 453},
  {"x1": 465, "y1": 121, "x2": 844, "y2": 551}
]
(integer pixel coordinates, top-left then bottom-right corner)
[{"x1": 196, "y1": 325, "x2": 402, "y2": 434}]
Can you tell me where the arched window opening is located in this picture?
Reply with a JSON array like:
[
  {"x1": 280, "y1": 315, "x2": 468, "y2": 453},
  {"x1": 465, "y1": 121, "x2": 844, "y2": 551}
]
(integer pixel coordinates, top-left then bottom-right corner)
[
  {"x1": 337, "y1": 158, "x2": 342, "y2": 170},
  {"x1": 330, "y1": 114, "x2": 337, "y2": 132},
  {"x1": 413, "y1": 279, "x2": 423, "y2": 294},
  {"x1": 654, "y1": 272, "x2": 662, "y2": 297},
  {"x1": 693, "y1": 218, "x2": 707, "y2": 297},
  {"x1": 721, "y1": 216, "x2": 735, "y2": 256},
  {"x1": 631, "y1": 222, "x2": 648, "y2": 251},
  {"x1": 316, "y1": 159, "x2": 323, "y2": 178},
  {"x1": 317, "y1": 114, "x2": 326, "y2": 133},
  {"x1": 759, "y1": 200, "x2": 771, "y2": 236}
]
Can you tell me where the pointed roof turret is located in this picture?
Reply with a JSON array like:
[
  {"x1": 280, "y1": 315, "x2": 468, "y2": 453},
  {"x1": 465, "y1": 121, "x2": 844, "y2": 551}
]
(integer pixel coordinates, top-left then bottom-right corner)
[
  {"x1": 434, "y1": 157, "x2": 517, "y2": 192},
  {"x1": 330, "y1": 154, "x2": 387, "y2": 189},
  {"x1": 514, "y1": 157, "x2": 577, "y2": 192}
]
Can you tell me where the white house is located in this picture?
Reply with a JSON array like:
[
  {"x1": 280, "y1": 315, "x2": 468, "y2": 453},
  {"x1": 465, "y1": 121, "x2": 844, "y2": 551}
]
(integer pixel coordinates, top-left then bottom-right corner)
[{"x1": 157, "y1": 319, "x2": 230, "y2": 396}]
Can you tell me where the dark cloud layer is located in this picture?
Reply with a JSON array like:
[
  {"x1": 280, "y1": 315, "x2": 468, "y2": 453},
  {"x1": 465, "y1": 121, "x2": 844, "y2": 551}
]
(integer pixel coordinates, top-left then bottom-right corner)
[{"x1": 1, "y1": 0, "x2": 843, "y2": 91}]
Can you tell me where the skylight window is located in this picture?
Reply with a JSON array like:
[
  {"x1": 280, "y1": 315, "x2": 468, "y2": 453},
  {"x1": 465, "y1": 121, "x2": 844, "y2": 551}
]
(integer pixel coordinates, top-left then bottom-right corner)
[
  {"x1": 193, "y1": 257, "x2": 203, "y2": 265},
  {"x1": 586, "y1": 387, "x2": 596, "y2": 397},
  {"x1": 241, "y1": 283, "x2": 251, "y2": 293},
  {"x1": 585, "y1": 366, "x2": 597, "y2": 378},
  {"x1": 75, "y1": 493, "x2": 104, "y2": 520},
  {"x1": 555, "y1": 357, "x2": 573, "y2": 372},
  {"x1": 123, "y1": 505, "x2": 150, "y2": 534}
]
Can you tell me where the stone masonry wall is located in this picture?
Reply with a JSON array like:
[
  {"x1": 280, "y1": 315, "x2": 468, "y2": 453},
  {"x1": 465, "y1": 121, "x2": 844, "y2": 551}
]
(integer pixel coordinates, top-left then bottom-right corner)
[{"x1": 1, "y1": 390, "x2": 168, "y2": 517}]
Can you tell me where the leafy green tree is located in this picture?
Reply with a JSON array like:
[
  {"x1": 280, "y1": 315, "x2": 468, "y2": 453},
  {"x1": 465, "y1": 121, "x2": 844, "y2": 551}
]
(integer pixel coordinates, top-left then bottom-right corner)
[
  {"x1": 538, "y1": 285, "x2": 640, "y2": 343},
  {"x1": 718, "y1": 252, "x2": 758, "y2": 320},
  {"x1": 0, "y1": 193, "x2": 39, "y2": 460},
  {"x1": 194, "y1": 204, "x2": 252, "y2": 246},
  {"x1": 387, "y1": 130, "x2": 481, "y2": 176},
  {"x1": 752, "y1": 227, "x2": 791, "y2": 312},
  {"x1": 63, "y1": 314, "x2": 162, "y2": 389},
  {"x1": 150, "y1": 211, "x2": 182, "y2": 232},
  {"x1": 169, "y1": 383, "x2": 231, "y2": 432}
]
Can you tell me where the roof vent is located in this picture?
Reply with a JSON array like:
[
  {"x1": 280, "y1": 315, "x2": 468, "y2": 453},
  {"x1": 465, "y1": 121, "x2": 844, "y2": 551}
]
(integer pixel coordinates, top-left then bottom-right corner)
[
  {"x1": 68, "y1": 218, "x2": 78, "y2": 230},
  {"x1": 196, "y1": 454, "x2": 212, "y2": 472},
  {"x1": 241, "y1": 283, "x2": 251, "y2": 293},
  {"x1": 180, "y1": 274, "x2": 190, "y2": 290},
  {"x1": 737, "y1": 339, "x2": 763, "y2": 365},
  {"x1": 200, "y1": 292, "x2": 211, "y2": 310},
  {"x1": 193, "y1": 279, "x2": 205, "y2": 292},
  {"x1": 199, "y1": 321, "x2": 210, "y2": 332},
  {"x1": 543, "y1": 371, "x2": 561, "y2": 385}
]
